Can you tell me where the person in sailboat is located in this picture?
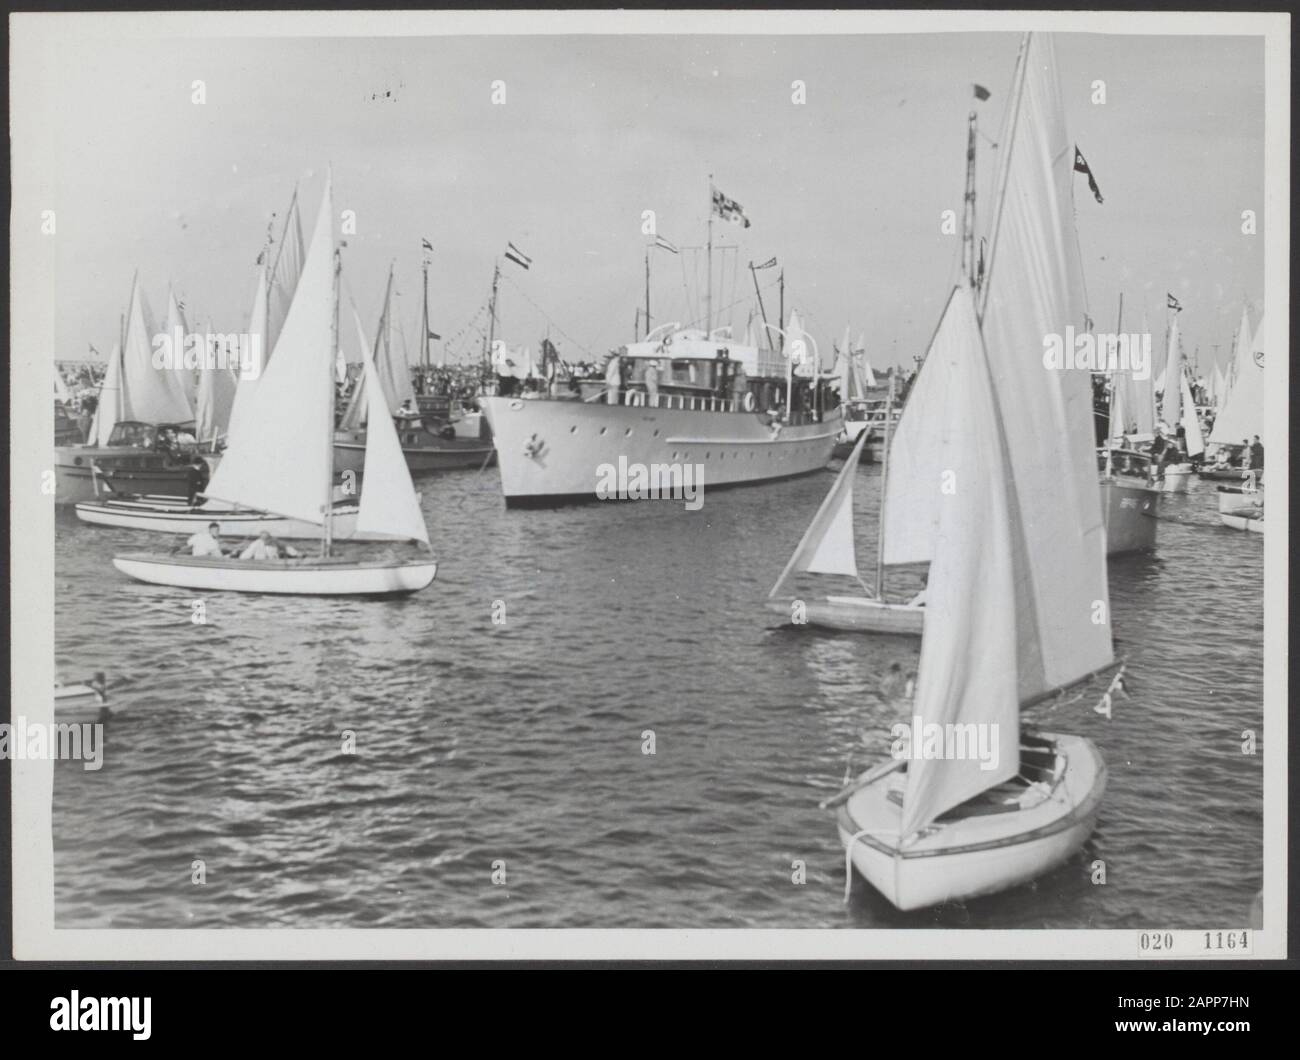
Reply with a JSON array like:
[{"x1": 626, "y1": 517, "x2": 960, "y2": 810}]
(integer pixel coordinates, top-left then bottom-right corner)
[
  {"x1": 238, "y1": 531, "x2": 302, "y2": 561},
  {"x1": 1249, "y1": 435, "x2": 1264, "y2": 471},
  {"x1": 185, "y1": 522, "x2": 226, "y2": 558}
]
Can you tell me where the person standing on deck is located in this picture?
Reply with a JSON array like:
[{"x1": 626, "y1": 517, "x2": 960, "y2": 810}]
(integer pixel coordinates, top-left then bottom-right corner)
[
  {"x1": 1249, "y1": 435, "x2": 1264, "y2": 471},
  {"x1": 644, "y1": 360, "x2": 660, "y2": 405}
]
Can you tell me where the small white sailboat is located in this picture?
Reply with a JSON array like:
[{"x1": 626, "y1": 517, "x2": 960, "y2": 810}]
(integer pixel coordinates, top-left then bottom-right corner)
[
  {"x1": 113, "y1": 175, "x2": 437, "y2": 596},
  {"x1": 828, "y1": 35, "x2": 1114, "y2": 911},
  {"x1": 55, "y1": 672, "x2": 109, "y2": 724},
  {"x1": 768, "y1": 373, "x2": 923, "y2": 635}
]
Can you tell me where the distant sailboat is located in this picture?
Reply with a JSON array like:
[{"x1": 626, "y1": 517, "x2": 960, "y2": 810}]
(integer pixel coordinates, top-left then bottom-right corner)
[
  {"x1": 824, "y1": 34, "x2": 1114, "y2": 911},
  {"x1": 112, "y1": 175, "x2": 438, "y2": 595}
]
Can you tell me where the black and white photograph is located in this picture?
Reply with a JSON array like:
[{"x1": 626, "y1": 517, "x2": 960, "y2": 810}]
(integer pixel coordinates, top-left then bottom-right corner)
[{"x1": 8, "y1": 9, "x2": 1288, "y2": 962}]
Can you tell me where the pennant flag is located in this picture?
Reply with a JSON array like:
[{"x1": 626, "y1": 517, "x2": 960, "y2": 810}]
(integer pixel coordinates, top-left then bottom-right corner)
[
  {"x1": 1167, "y1": 293, "x2": 1183, "y2": 312},
  {"x1": 751, "y1": 256, "x2": 778, "y2": 270},
  {"x1": 421, "y1": 238, "x2": 434, "y2": 252},
  {"x1": 973, "y1": 83, "x2": 991, "y2": 101},
  {"x1": 1073, "y1": 146, "x2": 1104, "y2": 204},
  {"x1": 654, "y1": 236, "x2": 679, "y2": 254},
  {"x1": 711, "y1": 187, "x2": 751, "y2": 228},
  {"x1": 428, "y1": 330, "x2": 441, "y2": 341},
  {"x1": 505, "y1": 242, "x2": 532, "y2": 269}
]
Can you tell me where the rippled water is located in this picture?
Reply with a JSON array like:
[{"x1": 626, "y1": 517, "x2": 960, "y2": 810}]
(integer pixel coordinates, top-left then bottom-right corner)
[{"x1": 53, "y1": 467, "x2": 1263, "y2": 928}]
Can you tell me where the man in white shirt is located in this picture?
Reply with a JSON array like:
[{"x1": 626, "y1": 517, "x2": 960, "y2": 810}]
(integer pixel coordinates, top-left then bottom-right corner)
[
  {"x1": 186, "y1": 522, "x2": 224, "y2": 557},
  {"x1": 239, "y1": 532, "x2": 301, "y2": 561}
]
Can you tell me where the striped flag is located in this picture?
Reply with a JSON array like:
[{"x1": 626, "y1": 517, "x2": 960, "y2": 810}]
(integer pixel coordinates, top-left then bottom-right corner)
[
  {"x1": 1167, "y1": 293, "x2": 1183, "y2": 312},
  {"x1": 505, "y1": 242, "x2": 532, "y2": 269},
  {"x1": 751, "y1": 256, "x2": 777, "y2": 270},
  {"x1": 654, "y1": 236, "x2": 679, "y2": 254}
]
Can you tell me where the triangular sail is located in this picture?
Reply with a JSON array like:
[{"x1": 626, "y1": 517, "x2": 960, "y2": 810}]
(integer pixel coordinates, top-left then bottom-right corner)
[
  {"x1": 1179, "y1": 373, "x2": 1204, "y2": 457},
  {"x1": 266, "y1": 191, "x2": 306, "y2": 360},
  {"x1": 54, "y1": 366, "x2": 71, "y2": 403},
  {"x1": 1161, "y1": 316, "x2": 1182, "y2": 428},
  {"x1": 223, "y1": 264, "x2": 270, "y2": 448},
  {"x1": 769, "y1": 431, "x2": 865, "y2": 596},
  {"x1": 195, "y1": 323, "x2": 238, "y2": 445},
  {"x1": 89, "y1": 342, "x2": 123, "y2": 447},
  {"x1": 1209, "y1": 308, "x2": 1263, "y2": 446},
  {"x1": 338, "y1": 307, "x2": 372, "y2": 431},
  {"x1": 203, "y1": 178, "x2": 336, "y2": 523},
  {"x1": 860, "y1": 351, "x2": 876, "y2": 389},
  {"x1": 900, "y1": 286, "x2": 1019, "y2": 836},
  {"x1": 165, "y1": 289, "x2": 197, "y2": 408},
  {"x1": 121, "y1": 276, "x2": 193, "y2": 424},
  {"x1": 977, "y1": 32, "x2": 1113, "y2": 701},
  {"x1": 357, "y1": 351, "x2": 430, "y2": 544}
]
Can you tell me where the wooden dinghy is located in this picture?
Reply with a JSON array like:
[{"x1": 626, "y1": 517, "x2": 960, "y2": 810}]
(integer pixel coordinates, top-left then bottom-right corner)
[
  {"x1": 829, "y1": 733, "x2": 1105, "y2": 911},
  {"x1": 112, "y1": 175, "x2": 439, "y2": 598}
]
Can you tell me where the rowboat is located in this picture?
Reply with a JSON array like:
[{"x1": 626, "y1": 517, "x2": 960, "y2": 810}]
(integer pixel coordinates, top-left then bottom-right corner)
[
  {"x1": 54, "y1": 673, "x2": 109, "y2": 724},
  {"x1": 1217, "y1": 485, "x2": 1263, "y2": 534},
  {"x1": 112, "y1": 174, "x2": 437, "y2": 596},
  {"x1": 832, "y1": 34, "x2": 1115, "y2": 910}
]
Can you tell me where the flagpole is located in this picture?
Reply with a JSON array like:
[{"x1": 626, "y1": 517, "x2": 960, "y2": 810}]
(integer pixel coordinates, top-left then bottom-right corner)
[
  {"x1": 875, "y1": 371, "x2": 896, "y2": 599},
  {"x1": 778, "y1": 269, "x2": 785, "y2": 353},
  {"x1": 705, "y1": 175, "x2": 714, "y2": 336},
  {"x1": 749, "y1": 261, "x2": 773, "y2": 353},
  {"x1": 645, "y1": 247, "x2": 651, "y2": 341}
]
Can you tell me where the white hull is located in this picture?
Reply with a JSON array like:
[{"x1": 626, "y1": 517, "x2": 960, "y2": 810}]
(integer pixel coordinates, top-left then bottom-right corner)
[
  {"x1": 1217, "y1": 486, "x2": 1264, "y2": 533},
  {"x1": 767, "y1": 594, "x2": 924, "y2": 635},
  {"x1": 1160, "y1": 466, "x2": 1193, "y2": 493},
  {"x1": 76, "y1": 498, "x2": 405, "y2": 541},
  {"x1": 54, "y1": 684, "x2": 109, "y2": 723},
  {"x1": 112, "y1": 552, "x2": 437, "y2": 595},
  {"x1": 481, "y1": 395, "x2": 841, "y2": 505},
  {"x1": 836, "y1": 733, "x2": 1105, "y2": 911}
]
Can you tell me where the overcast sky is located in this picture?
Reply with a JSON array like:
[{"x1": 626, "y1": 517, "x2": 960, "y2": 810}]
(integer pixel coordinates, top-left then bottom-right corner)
[{"x1": 41, "y1": 29, "x2": 1264, "y2": 372}]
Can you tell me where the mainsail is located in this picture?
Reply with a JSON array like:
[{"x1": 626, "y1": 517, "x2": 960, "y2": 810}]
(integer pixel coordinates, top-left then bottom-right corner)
[
  {"x1": 195, "y1": 323, "x2": 238, "y2": 445},
  {"x1": 204, "y1": 178, "x2": 336, "y2": 524},
  {"x1": 977, "y1": 32, "x2": 1113, "y2": 702},
  {"x1": 1209, "y1": 308, "x2": 1263, "y2": 446},
  {"x1": 266, "y1": 190, "x2": 306, "y2": 360},
  {"x1": 338, "y1": 306, "x2": 372, "y2": 431},
  {"x1": 1179, "y1": 373, "x2": 1204, "y2": 457},
  {"x1": 89, "y1": 342, "x2": 123, "y2": 447},
  {"x1": 223, "y1": 263, "x2": 270, "y2": 448},
  {"x1": 165, "y1": 288, "x2": 196, "y2": 409},
  {"x1": 121, "y1": 276, "x2": 193, "y2": 424},
  {"x1": 900, "y1": 285, "x2": 1019, "y2": 836},
  {"x1": 1161, "y1": 316, "x2": 1182, "y2": 428}
]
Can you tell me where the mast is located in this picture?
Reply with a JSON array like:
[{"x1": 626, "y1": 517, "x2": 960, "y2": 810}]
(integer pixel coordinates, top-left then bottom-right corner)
[
  {"x1": 875, "y1": 370, "x2": 896, "y2": 599},
  {"x1": 749, "y1": 261, "x2": 774, "y2": 353},
  {"x1": 778, "y1": 269, "x2": 785, "y2": 353},
  {"x1": 482, "y1": 261, "x2": 501, "y2": 375},
  {"x1": 961, "y1": 110, "x2": 978, "y2": 285},
  {"x1": 705, "y1": 175, "x2": 714, "y2": 335},
  {"x1": 644, "y1": 247, "x2": 651, "y2": 341},
  {"x1": 324, "y1": 238, "x2": 340, "y2": 559},
  {"x1": 420, "y1": 256, "x2": 430, "y2": 379},
  {"x1": 1106, "y1": 292, "x2": 1124, "y2": 472}
]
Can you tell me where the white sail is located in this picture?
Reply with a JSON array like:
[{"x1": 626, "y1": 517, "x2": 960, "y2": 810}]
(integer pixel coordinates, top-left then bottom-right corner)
[
  {"x1": 1209, "y1": 308, "x2": 1263, "y2": 446},
  {"x1": 89, "y1": 342, "x2": 123, "y2": 447},
  {"x1": 338, "y1": 306, "x2": 372, "y2": 431},
  {"x1": 882, "y1": 287, "x2": 987, "y2": 565},
  {"x1": 357, "y1": 349, "x2": 429, "y2": 544},
  {"x1": 860, "y1": 351, "x2": 876, "y2": 389},
  {"x1": 977, "y1": 32, "x2": 1113, "y2": 701},
  {"x1": 1161, "y1": 316, "x2": 1182, "y2": 428},
  {"x1": 54, "y1": 365, "x2": 71, "y2": 403},
  {"x1": 165, "y1": 288, "x2": 197, "y2": 408},
  {"x1": 267, "y1": 191, "x2": 306, "y2": 359},
  {"x1": 121, "y1": 276, "x2": 193, "y2": 424},
  {"x1": 900, "y1": 285, "x2": 1019, "y2": 836},
  {"x1": 1179, "y1": 373, "x2": 1204, "y2": 457},
  {"x1": 769, "y1": 431, "x2": 865, "y2": 595},
  {"x1": 195, "y1": 323, "x2": 238, "y2": 445},
  {"x1": 376, "y1": 274, "x2": 415, "y2": 408},
  {"x1": 1210, "y1": 362, "x2": 1226, "y2": 407},
  {"x1": 204, "y1": 178, "x2": 336, "y2": 523},
  {"x1": 223, "y1": 264, "x2": 270, "y2": 448}
]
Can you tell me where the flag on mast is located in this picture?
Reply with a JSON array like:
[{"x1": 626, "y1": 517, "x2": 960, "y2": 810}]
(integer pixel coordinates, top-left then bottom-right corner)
[
  {"x1": 504, "y1": 242, "x2": 532, "y2": 269},
  {"x1": 752, "y1": 256, "x2": 777, "y2": 270},
  {"x1": 711, "y1": 187, "x2": 751, "y2": 228},
  {"x1": 1072, "y1": 146, "x2": 1104, "y2": 204}
]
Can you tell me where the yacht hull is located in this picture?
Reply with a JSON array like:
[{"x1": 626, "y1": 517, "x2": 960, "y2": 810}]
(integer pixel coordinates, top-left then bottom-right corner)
[
  {"x1": 1100, "y1": 478, "x2": 1160, "y2": 556},
  {"x1": 766, "y1": 595, "x2": 923, "y2": 635},
  {"x1": 481, "y1": 395, "x2": 841, "y2": 506}
]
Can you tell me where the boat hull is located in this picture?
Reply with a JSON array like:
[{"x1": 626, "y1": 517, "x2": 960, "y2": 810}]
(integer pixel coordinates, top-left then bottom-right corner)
[
  {"x1": 1100, "y1": 477, "x2": 1160, "y2": 556},
  {"x1": 1217, "y1": 486, "x2": 1264, "y2": 533},
  {"x1": 53, "y1": 446, "x2": 217, "y2": 505},
  {"x1": 1199, "y1": 465, "x2": 1260, "y2": 484},
  {"x1": 836, "y1": 733, "x2": 1105, "y2": 911},
  {"x1": 1160, "y1": 466, "x2": 1193, "y2": 493},
  {"x1": 333, "y1": 434, "x2": 495, "y2": 475},
  {"x1": 481, "y1": 395, "x2": 841, "y2": 506},
  {"x1": 766, "y1": 595, "x2": 924, "y2": 635},
  {"x1": 75, "y1": 498, "x2": 406, "y2": 541},
  {"x1": 112, "y1": 553, "x2": 438, "y2": 595},
  {"x1": 54, "y1": 685, "x2": 109, "y2": 724}
]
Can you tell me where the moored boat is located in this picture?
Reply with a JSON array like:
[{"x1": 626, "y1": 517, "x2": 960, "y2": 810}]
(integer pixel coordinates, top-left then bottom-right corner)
[
  {"x1": 54, "y1": 673, "x2": 109, "y2": 724},
  {"x1": 75, "y1": 495, "x2": 407, "y2": 541},
  {"x1": 1217, "y1": 485, "x2": 1263, "y2": 534}
]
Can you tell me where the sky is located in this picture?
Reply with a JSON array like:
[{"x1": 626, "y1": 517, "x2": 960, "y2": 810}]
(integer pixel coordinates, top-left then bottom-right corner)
[{"x1": 38, "y1": 28, "x2": 1265, "y2": 374}]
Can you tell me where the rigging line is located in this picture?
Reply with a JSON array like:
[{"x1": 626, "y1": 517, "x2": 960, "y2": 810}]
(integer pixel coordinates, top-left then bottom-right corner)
[{"x1": 499, "y1": 273, "x2": 597, "y2": 358}]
